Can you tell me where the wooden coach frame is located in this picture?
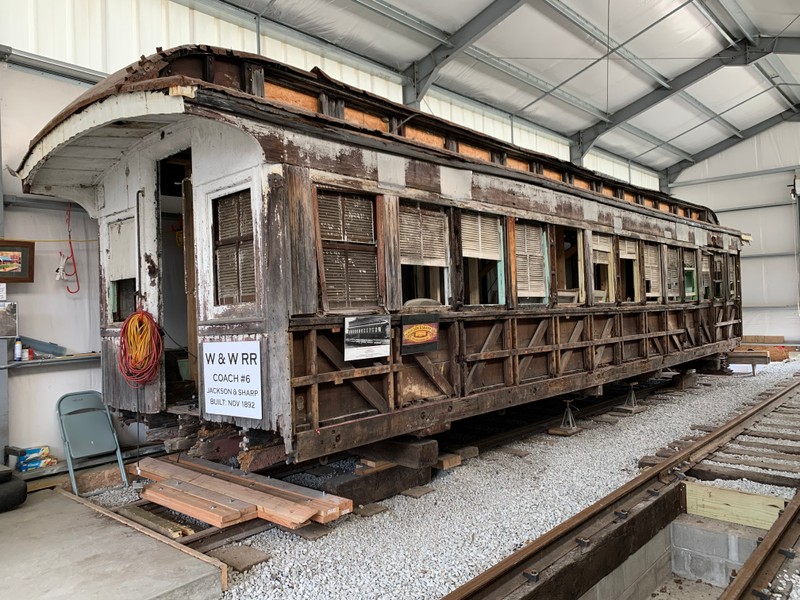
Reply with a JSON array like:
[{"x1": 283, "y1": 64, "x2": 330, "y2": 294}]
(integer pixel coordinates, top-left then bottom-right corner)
[{"x1": 0, "y1": 240, "x2": 35, "y2": 283}]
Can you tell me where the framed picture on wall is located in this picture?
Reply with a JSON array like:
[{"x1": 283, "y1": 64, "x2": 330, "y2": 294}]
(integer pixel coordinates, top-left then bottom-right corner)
[
  {"x1": 0, "y1": 302, "x2": 17, "y2": 338},
  {"x1": 0, "y1": 240, "x2": 35, "y2": 283}
]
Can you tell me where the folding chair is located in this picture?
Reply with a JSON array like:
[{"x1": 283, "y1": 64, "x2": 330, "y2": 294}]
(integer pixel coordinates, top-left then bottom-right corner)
[{"x1": 56, "y1": 391, "x2": 128, "y2": 495}]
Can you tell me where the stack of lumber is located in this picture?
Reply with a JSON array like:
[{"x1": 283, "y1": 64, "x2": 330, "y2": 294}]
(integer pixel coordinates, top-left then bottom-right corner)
[{"x1": 129, "y1": 456, "x2": 352, "y2": 529}]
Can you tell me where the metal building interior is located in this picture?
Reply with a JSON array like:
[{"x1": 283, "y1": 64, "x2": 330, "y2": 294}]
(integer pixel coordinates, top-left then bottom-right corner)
[{"x1": 2, "y1": 1, "x2": 800, "y2": 599}]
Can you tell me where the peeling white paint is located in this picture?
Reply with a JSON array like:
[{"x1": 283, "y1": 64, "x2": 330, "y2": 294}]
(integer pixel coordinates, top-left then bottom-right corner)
[{"x1": 440, "y1": 166, "x2": 472, "y2": 200}]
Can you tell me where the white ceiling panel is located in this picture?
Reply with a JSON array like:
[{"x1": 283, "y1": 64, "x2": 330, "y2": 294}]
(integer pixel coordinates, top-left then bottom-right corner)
[
  {"x1": 391, "y1": 0, "x2": 495, "y2": 34},
  {"x1": 685, "y1": 66, "x2": 773, "y2": 114},
  {"x1": 435, "y1": 57, "x2": 543, "y2": 115},
  {"x1": 265, "y1": 0, "x2": 434, "y2": 69},
  {"x1": 619, "y1": 2, "x2": 726, "y2": 79},
  {"x1": 558, "y1": 60, "x2": 655, "y2": 113},
  {"x1": 596, "y1": 129, "x2": 661, "y2": 158},
  {"x1": 735, "y1": 0, "x2": 800, "y2": 36},
  {"x1": 515, "y1": 96, "x2": 600, "y2": 134},
  {"x1": 627, "y1": 96, "x2": 709, "y2": 141},
  {"x1": 477, "y1": 4, "x2": 604, "y2": 91},
  {"x1": 668, "y1": 121, "x2": 732, "y2": 154},
  {"x1": 632, "y1": 146, "x2": 685, "y2": 169},
  {"x1": 722, "y1": 92, "x2": 789, "y2": 130}
]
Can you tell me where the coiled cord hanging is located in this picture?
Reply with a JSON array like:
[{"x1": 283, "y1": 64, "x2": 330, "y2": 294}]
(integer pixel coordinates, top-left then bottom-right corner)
[{"x1": 118, "y1": 308, "x2": 163, "y2": 387}]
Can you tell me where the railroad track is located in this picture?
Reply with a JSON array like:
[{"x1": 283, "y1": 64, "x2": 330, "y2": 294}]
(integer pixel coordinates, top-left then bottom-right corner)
[{"x1": 443, "y1": 377, "x2": 800, "y2": 600}]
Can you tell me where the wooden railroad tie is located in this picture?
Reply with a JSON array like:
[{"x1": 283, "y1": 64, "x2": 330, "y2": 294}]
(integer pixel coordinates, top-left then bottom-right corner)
[{"x1": 128, "y1": 456, "x2": 352, "y2": 530}]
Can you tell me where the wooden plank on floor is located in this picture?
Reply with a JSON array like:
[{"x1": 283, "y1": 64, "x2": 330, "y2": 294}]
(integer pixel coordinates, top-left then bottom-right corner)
[
  {"x1": 159, "y1": 456, "x2": 352, "y2": 523},
  {"x1": 135, "y1": 458, "x2": 317, "y2": 529},
  {"x1": 685, "y1": 481, "x2": 786, "y2": 530},
  {"x1": 116, "y1": 505, "x2": 193, "y2": 539},
  {"x1": 435, "y1": 453, "x2": 462, "y2": 470},
  {"x1": 141, "y1": 482, "x2": 246, "y2": 528}
]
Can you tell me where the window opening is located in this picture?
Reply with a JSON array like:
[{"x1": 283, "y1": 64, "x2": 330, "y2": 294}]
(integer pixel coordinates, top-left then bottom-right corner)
[
  {"x1": 400, "y1": 202, "x2": 449, "y2": 306},
  {"x1": 516, "y1": 220, "x2": 548, "y2": 304},
  {"x1": 728, "y1": 254, "x2": 737, "y2": 298},
  {"x1": 111, "y1": 278, "x2": 137, "y2": 322},
  {"x1": 462, "y1": 212, "x2": 505, "y2": 305},
  {"x1": 701, "y1": 253, "x2": 712, "y2": 301},
  {"x1": 318, "y1": 191, "x2": 378, "y2": 309},
  {"x1": 666, "y1": 247, "x2": 681, "y2": 302},
  {"x1": 555, "y1": 225, "x2": 583, "y2": 303},
  {"x1": 683, "y1": 250, "x2": 698, "y2": 301},
  {"x1": 213, "y1": 189, "x2": 255, "y2": 305},
  {"x1": 619, "y1": 238, "x2": 640, "y2": 302},
  {"x1": 644, "y1": 243, "x2": 662, "y2": 303},
  {"x1": 712, "y1": 254, "x2": 724, "y2": 299},
  {"x1": 592, "y1": 233, "x2": 614, "y2": 303}
]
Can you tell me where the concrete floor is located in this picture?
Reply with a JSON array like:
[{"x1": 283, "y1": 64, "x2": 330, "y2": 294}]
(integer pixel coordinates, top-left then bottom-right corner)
[{"x1": 0, "y1": 489, "x2": 222, "y2": 600}]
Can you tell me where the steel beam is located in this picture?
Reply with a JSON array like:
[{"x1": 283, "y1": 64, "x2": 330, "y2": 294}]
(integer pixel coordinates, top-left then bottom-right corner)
[
  {"x1": 716, "y1": 200, "x2": 795, "y2": 214},
  {"x1": 662, "y1": 105, "x2": 800, "y2": 186},
  {"x1": 571, "y1": 37, "x2": 800, "y2": 160},
  {"x1": 401, "y1": 0, "x2": 528, "y2": 105},
  {"x1": 671, "y1": 166, "x2": 797, "y2": 188}
]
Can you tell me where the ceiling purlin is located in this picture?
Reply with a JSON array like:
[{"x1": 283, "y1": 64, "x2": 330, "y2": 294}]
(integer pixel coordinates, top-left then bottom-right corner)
[
  {"x1": 715, "y1": 0, "x2": 759, "y2": 43},
  {"x1": 660, "y1": 103, "x2": 800, "y2": 188},
  {"x1": 618, "y1": 123, "x2": 696, "y2": 162},
  {"x1": 349, "y1": 0, "x2": 451, "y2": 47},
  {"x1": 569, "y1": 37, "x2": 800, "y2": 162},
  {"x1": 400, "y1": 0, "x2": 529, "y2": 105},
  {"x1": 756, "y1": 55, "x2": 800, "y2": 108}
]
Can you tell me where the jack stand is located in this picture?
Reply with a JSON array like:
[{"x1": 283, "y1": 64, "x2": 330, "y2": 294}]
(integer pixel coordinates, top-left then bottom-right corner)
[
  {"x1": 548, "y1": 399, "x2": 582, "y2": 436},
  {"x1": 615, "y1": 385, "x2": 646, "y2": 415}
]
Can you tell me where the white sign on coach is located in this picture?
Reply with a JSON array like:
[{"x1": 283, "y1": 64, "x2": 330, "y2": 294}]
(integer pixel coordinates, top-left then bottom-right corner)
[{"x1": 202, "y1": 340, "x2": 263, "y2": 420}]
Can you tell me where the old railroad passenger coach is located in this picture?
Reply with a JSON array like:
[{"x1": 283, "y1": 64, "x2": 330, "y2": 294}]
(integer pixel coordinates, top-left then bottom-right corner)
[{"x1": 16, "y1": 46, "x2": 743, "y2": 469}]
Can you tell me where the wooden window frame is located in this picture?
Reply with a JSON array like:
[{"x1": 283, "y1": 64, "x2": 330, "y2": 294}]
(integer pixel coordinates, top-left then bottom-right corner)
[
  {"x1": 399, "y1": 201, "x2": 450, "y2": 307},
  {"x1": 212, "y1": 189, "x2": 256, "y2": 306},
  {"x1": 515, "y1": 219, "x2": 548, "y2": 303},
  {"x1": 316, "y1": 189, "x2": 380, "y2": 311},
  {"x1": 461, "y1": 211, "x2": 506, "y2": 306}
]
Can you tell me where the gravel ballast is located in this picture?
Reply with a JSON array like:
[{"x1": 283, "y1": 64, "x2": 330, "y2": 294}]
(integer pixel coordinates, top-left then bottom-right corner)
[{"x1": 218, "y1": 363, "x2": 800, "y2": 600}]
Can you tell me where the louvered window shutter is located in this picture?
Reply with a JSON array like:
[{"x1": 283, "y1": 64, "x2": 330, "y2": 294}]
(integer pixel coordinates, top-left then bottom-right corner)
[
  {"x1": 667, "y1": 247, "x2": 680, "y2": 296},
  {"x1": 516, "y1": 222, "x2": 546, "y2": 297},
  {"x1": 214, "y1": 189, "x2": 255, "y2": 305},
  {"x1": 592, "y1": 233, "x2": 612, "y2": 265},
  {"x1": 683, "y1": 251, "x2": 696, "y2": 269},
  {"x1": 317, "y1": 191, "x2": 378, "y2": 309},
  {"x1": 619, "y1": 239, "x2": 638, "y2": 260},
  {"x1": 644, "y1": 244, "x2": 661, "y2": 296},
  {"x1": 701, "y1": 254, "x2": 711, "y2": 297},
  {"x1": 399, "y1": 204, "x2": 448, "y2": 267},
  {"x1": 462, "y1": 213, "x2": 501, "y2": 261}
]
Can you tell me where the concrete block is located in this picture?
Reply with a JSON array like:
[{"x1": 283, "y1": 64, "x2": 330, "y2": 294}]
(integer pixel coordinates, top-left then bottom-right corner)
[
  {"x1": 644, "y1": 526, "x2": 670, "y2": 566},
  {"x1": 671, "y1": 518, "x2": 729, "y2": 558},
  {"x1": 595, "y1": 566, "x2": 625, "y2": 600},
  {"x1": 631, "y1": 564, "x2": 658, "y2": 600},
  {"x1": 734, "y1": 533, "x2": 759, "y2": 564},
  {"x1": 674, "y1": 548, "x2": 730, "y2": 588},
  {"x1": 622, "y1": 544, "x2": 648, "y2": 590},
  {"x1": 207, "y1": 545, "x2": 269, "y2": 572},
  {"x1": 654, "y1": 550, "x2": 672, "y2": 585}
]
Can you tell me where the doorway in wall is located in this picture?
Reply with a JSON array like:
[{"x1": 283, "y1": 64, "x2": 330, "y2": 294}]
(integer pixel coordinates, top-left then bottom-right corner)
[{"x1": 157, "y1": 150, "x2": 195, "y2": 405}]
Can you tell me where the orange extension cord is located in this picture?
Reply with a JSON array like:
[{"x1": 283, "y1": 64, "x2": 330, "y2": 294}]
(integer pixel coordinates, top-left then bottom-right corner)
[{"x1": 118, "y1": 308, "x2": 163, "y2": 387}]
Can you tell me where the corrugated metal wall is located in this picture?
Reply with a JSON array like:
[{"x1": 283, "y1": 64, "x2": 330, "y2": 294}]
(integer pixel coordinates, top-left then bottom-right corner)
[
  {"x1": 674, "y1": 121, "x2": 800, "y2": 342},
  {"x1": 0, "y1": 0, "x2": 661, "y2": 188}
]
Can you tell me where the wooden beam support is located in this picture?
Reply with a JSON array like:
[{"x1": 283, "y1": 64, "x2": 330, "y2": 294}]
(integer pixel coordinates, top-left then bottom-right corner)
[{"x1": 355, "y1": 438, "x2": 439, "y2": 469}]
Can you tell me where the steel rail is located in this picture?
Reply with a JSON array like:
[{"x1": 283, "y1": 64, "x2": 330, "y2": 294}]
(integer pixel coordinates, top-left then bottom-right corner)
[
  {"x1": 443, "y1": 378, "x2": 800, "y2": 600},
  {"x1": 719, "y1": 481, "x2": 800, "y2": 599}
]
